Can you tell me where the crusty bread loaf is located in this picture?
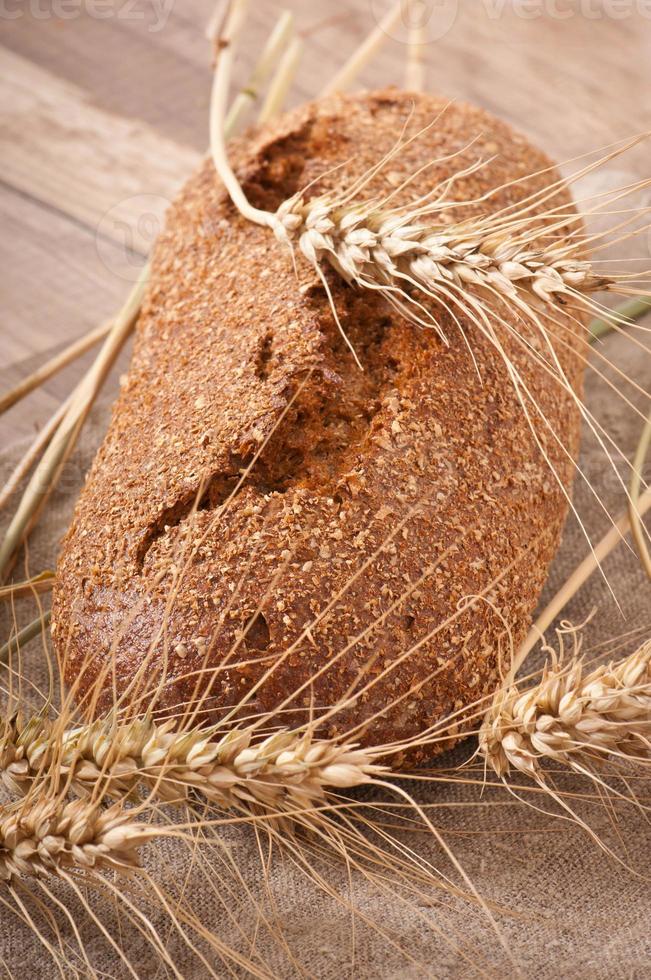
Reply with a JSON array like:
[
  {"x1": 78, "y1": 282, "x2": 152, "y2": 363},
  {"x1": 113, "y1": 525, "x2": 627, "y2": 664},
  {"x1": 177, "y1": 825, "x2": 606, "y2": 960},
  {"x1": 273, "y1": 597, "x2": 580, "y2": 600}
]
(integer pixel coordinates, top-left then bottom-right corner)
[{"x1": 52, "y1": 90, "x2": 585, "y2": 764}]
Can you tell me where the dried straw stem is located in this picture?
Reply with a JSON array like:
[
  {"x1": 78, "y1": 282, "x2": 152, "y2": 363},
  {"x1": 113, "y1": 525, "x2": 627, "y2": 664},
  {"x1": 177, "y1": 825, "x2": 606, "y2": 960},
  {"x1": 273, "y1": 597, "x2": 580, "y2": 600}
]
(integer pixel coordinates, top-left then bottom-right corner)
[
  {"x1": 479, "y1": 639, "x2": 651, "y2": 780},
  {"x1": 257, "y1": 36, "x2": 304, "y2": 124},
  {"x1": 521, "y1": 482, "x2": 651, "y2": 664},
  {"x1": 0, "y1": 393, "x2": 73, "y2": 515},
  {"x1": 629, "y1": 405, "x2": 651, "y2": 578},
  {"x1": 0, "y1": 266, "x2": 146, "y2": 580},
  {"x1": 405, "y1": 2, "x2": 426, "y2": 92},
  {"x1": 0, "y1": 572, "x2": 54, "y2": 605},
  {"x1": 321, "y1": 1, "x2": 403, "y2": 96},
  {"x1": 1, "y1": 715, "x2": 386, "y2": 813},
  {"x1": 0, "y1": 321, "x2": 111, "y2": 417},
  {"x1": 226, "y1": 9, "x2": 295, "y2": 132},
  {"x1": 589, "y1": 295, "x2": 651, "y2": 340},
  {"x1": 0, "y1": 797, "x2": 155, "y2": 880},
  {"x1": 0, "y1": 613, "x2": 50, "y2": 667}
]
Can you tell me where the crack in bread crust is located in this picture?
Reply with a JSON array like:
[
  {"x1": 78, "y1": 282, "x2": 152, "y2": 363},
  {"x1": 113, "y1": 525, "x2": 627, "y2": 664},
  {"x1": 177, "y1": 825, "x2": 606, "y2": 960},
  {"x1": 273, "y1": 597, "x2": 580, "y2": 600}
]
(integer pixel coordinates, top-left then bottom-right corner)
[{"x1": 136, "y1": 291, "x2": 398, "y2": 569}]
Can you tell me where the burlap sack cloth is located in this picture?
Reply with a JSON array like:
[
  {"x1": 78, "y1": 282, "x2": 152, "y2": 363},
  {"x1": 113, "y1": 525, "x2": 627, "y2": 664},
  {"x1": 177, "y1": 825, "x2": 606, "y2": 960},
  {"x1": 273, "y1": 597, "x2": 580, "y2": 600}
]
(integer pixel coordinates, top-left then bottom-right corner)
[{"x1": 1, "y1": 323, "x2": 649, "y2": 979}]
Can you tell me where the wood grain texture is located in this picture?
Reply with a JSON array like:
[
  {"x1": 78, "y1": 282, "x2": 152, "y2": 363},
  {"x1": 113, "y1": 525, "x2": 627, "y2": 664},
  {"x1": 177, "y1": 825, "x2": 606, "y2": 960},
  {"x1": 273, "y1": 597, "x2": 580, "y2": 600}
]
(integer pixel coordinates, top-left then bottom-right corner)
[
  {"x1": 0, "y1": 44, "x2": 199, "y2": 444},
  {"x1": 0, "y1": 185, "x2": 133, "y2": 446},
  {"x1": 0, "y1": 48, "x2": 200, "y2": 239},
  {"x1": 1, "y1": 0, "x2": 650, "y2": 447}
]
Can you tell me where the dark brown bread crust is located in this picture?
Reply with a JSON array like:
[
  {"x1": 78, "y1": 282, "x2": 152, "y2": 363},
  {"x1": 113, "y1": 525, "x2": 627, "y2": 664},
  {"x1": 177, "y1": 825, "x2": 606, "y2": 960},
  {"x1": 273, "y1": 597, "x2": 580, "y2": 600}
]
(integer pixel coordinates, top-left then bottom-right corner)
[{"x1": 52, "y1": 90, "x2": 585, "y2": 765}]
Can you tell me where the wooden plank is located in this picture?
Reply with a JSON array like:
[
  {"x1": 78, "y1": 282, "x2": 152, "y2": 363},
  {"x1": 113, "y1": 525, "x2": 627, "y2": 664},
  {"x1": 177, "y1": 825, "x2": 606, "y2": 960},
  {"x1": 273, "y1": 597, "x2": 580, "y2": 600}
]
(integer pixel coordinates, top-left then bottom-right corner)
[
  {"x1": 0, "y1": 1, "x2": 267, "y2": 150},
  {"x1": 1, "y1": 6, "x2": 211, "y2": 148},
  {"x1": 0, "y1": 185, "x2": 134, "y2": 446},
  {"x1": 3, "y1": 2, "x2": 649, "y2": 167},
  {"x1": 0, "y1": 41, "x2": 198, "y2": 451},
  {"x1": 0, "y1": 186, "x2": 131, "y2": 359},
  {"x1": 0, "y1": 47, "x2": 200, "y2": 245}
]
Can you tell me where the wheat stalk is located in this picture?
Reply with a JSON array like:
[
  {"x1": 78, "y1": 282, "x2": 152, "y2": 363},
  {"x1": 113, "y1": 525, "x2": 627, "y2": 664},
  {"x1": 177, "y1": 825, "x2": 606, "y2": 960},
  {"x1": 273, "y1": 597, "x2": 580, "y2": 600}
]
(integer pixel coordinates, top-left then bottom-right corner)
[
  {"x1": 321, "y1": 0, "x2": 403, "y2": 97},
  {"x1": 225, "y1": 9, "x2": 295, "y2": 132},
  {"x1": 257, "y1": 35, "x2": 304, "y2": 124},
  {"x1": 1, "y1": 714, "x2": 386, "y2": 812},
  {"x1": 0, "y1": 613, "x2": 51, "y2": 667},
  {"x1": 629, "y1": 406, "x2": 651, "y2": 578},
  {"x1": 405, "y1": 0, "x2": 426, "y2": 93},
  {"x1": 478, "y1": 638, "x2": 651, "y2": 780},
  {"x1": 589, "y1": 294, "x2": 651, "y2": 341},
  {"x1": 274, "y1": 191, "x2": 602, "y2": 313},
  {"x1": 0, "y1": 321, "x2": 111, "y2": 418},
  {"x1": 0, "y1": 267, "x2": 147, "y2": 582},
  {"x1": 0, "y1": 796, "x2": 154, "y2": 880},
  {"x1": 210, "y1": 3, "x2": 650, "y2": 358},
  {"x1": 519, "y1": 484, "x2": 651, "y2": 663},
  {"x1": 0, "y1": 572, "x2": 54, "y2": 604}
]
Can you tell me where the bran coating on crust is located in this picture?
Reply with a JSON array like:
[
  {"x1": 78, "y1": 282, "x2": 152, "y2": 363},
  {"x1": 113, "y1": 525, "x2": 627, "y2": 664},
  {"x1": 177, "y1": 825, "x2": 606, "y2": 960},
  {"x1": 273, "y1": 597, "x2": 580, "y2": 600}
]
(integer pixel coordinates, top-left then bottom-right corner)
[{"x1": 52, "y1": 90, "x2": 585, "y2": 765}]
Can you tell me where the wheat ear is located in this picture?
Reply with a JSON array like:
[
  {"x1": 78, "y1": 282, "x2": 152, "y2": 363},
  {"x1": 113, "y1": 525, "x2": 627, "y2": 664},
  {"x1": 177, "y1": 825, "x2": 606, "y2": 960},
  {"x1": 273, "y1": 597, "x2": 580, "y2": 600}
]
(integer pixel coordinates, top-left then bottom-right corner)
[
  {"x1": 1, "y1": 715, "x2": 386, "y2": 812},
  {"x1": 0, "y1": 797, "x2": 156, "y2": 880},
  {"x1": 478, "y1": 638, "x2": 651, "y2": 780},
  {"x1": 210, "y1": 12, "x2": 650, "y2": 338},
  {"x1": 274, "y1": 193, "x2": 600, "y2": 324}
]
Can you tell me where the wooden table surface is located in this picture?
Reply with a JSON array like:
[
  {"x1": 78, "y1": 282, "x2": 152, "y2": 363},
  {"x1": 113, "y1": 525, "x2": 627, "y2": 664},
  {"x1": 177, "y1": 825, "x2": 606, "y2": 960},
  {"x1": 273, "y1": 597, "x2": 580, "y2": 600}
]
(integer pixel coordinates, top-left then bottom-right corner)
[{"x1": 2, "y1": 0, "x2": 650, "y2": 448}]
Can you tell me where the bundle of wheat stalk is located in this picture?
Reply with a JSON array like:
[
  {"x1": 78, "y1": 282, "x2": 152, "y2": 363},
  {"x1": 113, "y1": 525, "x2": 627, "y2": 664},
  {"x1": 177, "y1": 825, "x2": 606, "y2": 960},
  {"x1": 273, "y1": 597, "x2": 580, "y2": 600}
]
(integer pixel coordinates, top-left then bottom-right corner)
[
  {"x1": 1, "y1": 0, "x2": 651, "y2": 975},
  {"x1": 5, "y1": 633, "x2": 651, "y2": 814}
]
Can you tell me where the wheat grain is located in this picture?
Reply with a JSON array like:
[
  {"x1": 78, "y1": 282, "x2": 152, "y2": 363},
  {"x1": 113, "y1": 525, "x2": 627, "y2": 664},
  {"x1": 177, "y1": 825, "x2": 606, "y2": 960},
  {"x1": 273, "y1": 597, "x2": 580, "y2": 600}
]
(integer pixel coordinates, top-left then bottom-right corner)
[
  {"x1": 274, "y1": 193, "x2": 604, "y2": 317},
  {"x1": 0, "y1": 797, "x2": 153, "y2": 880},
  {"x1": 1, "y1": 715, "x2": 386, "y2": 812},
  {"x1": 478, "y1": 639, "x2": 651, "y2": 779}
]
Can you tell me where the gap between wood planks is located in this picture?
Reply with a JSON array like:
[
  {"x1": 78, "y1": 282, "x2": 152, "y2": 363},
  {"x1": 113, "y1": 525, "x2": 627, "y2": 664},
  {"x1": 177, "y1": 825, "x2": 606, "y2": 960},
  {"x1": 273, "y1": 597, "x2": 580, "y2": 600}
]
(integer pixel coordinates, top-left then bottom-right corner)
[{"x1": 0, "y1": 45, "x2": 200, "y2": 445}]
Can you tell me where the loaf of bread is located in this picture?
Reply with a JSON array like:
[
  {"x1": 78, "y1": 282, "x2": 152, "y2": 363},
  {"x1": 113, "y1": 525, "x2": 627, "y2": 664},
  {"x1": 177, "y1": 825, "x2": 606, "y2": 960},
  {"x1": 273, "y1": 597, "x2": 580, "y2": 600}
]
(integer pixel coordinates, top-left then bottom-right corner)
[{"x1": 52, "y1": 90, "x2": 585, "y2": 764}]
